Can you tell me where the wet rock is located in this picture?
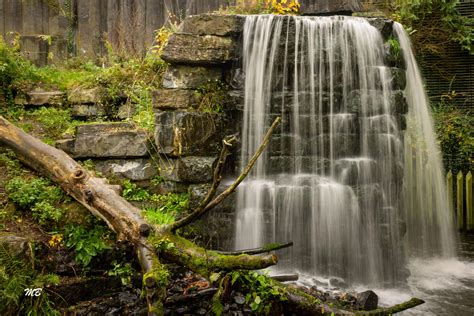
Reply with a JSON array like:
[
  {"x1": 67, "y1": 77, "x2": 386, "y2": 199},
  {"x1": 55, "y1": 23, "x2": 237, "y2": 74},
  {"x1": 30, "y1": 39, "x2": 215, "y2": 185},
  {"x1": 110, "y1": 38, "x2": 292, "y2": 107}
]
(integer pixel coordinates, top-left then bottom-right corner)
[
  {"x1": 196, "y1": 307, "x2": 207, "y2": 315},
  {"x1": 159, "y1": 157, "x2": 216, "y2": 183},
  {"x1": 356, "y1": 290, "x2": 378, "y2": 310},
  {"x1": 152, "y1": 89, "x2": 197, "y2": 110},
  {"x1": 329, "y1": 277, "x2": 347, "y2": 288},
  {"x1": 15, "y1": 88, "x2": 65, "y2": 106},
  {"x1": 163, "y1": 65, "x2": 222, "y2": 89},
  {"x1": 161, "y1": 33, "x2": 236, "y2": 65},
  {"x1": 72, "y1": 123, "x2": 150, "y2": 158},
  {"x1": 188, "y1": 183, "x2": 212, "y2": 209},
  {"x1": 95, "y1": 159, "x2": 158, "y2": 181},
  {"x1": 155, "y1": 111, "x2": 227, "y2": 157},
  {"x1": 180, "y1": 14, "x2": 244, "y2": 36},
  {"x1": 384, "y1": 42, "x2": 407, "y2": 69},
  {"x1": 367, "y1": 18, "x2": 394, "y2": 40},
  {"x1": 389, "y1": 67, "x2": 407, "y2": 90},
  {"x1": 300, "y1": 0, "x2": 362, "y2": 15}
]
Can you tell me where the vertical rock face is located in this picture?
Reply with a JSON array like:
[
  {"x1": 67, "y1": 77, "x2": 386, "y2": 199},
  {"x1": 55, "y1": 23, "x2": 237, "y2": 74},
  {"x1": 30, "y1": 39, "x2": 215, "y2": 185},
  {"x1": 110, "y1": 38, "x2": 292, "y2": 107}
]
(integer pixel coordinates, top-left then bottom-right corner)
[
  {"x1": 300, "y1": 0, "x2": 362, "y2": 15},
  {"x1": 154, "y1": 111, "x2": 227, "y2": 157}
]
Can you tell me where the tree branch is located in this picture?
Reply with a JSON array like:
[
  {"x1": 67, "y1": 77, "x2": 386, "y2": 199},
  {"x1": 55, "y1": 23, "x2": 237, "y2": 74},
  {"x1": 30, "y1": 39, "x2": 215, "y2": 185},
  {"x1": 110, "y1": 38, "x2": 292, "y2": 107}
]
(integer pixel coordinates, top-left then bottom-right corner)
[
  {"x1": 169, "y1": 135, "x2": 237, "y2": 232},
  {"x1": 168, "y1": 116, "x2": 281, "y2": 232},
  {"x1": 215, "y1": 241, "x2": 293, "y2": 255}
]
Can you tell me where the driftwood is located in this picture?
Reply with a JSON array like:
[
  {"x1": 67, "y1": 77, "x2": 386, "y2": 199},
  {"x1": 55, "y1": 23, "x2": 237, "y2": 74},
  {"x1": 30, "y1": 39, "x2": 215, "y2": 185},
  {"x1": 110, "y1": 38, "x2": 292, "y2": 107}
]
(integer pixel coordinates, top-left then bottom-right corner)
[{"x1": 0, "y1": 115, "x2": 425, "y2": 315}]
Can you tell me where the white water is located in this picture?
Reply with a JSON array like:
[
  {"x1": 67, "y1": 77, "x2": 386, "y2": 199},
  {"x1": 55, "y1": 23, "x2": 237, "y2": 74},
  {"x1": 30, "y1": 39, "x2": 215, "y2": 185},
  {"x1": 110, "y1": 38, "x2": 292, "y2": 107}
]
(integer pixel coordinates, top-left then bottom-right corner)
[{"x1": 235, "y1": 14, "x2": 459, "y2": 293}]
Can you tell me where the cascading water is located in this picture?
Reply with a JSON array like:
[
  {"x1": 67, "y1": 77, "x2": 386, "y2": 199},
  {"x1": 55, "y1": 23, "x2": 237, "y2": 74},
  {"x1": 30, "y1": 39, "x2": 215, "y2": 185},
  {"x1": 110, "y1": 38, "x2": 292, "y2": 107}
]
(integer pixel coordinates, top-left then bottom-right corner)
[{"x1": 235, "y1": 15, "x2": 457, "y2": 288}]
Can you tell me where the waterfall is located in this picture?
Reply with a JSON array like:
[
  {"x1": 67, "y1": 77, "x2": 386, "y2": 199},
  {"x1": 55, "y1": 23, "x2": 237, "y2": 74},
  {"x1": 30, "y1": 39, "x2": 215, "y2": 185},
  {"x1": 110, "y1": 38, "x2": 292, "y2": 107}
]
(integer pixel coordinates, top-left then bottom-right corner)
[
  {"x1": 235, "y1": 15, "x2": 457, "y2": 287},
  {"x1": 394, "y1": 23, "x2": 457, "y2": 258}
]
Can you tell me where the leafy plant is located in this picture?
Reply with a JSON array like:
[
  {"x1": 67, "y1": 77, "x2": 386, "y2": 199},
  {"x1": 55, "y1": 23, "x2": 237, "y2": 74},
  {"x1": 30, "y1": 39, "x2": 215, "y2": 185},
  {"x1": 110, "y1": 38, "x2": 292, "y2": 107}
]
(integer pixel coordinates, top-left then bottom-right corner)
[
  {"x1": 30, "y1": 107, "x2": 78, "y2": 139},
  {"x1": 122, "y1": 179, "x2": 151, "y2": 202},
  {"x1": 432, "y1": 103, "x2": 474, "y2": 173},
  {"x1": 194, "y1": 80, "x2": 228, "y2": 113},
  {"x1": 5, "y1": 176, "x2": 66, "y2": 228},
  {"x1": 64, "y1": 224, "x2": 111, "y2": 267},
  {"x1": 108, "y1": 260, "x2": 134, "y2": 286},
  {"x1": 387, "y1": 36, "x2": 401, "y2": 60},
  {"x1": 228, "y1": 271, "x2": 287, "y2": 314}
]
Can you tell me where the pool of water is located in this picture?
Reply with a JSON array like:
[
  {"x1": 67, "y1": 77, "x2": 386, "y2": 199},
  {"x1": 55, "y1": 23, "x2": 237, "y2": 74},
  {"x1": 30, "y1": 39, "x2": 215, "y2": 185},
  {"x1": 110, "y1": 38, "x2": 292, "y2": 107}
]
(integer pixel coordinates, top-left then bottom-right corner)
[{"x1": 377, "y1": 234, "x2": 474, "y2": 315}]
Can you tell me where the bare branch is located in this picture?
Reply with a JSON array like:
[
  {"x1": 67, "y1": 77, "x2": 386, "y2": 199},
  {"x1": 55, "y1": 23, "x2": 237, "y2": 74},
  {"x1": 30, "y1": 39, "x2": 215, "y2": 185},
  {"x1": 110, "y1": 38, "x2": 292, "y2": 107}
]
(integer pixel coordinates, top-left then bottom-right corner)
[
  {"x1": 215, "y1": 241, "x2": 293, "y2": 255},
  {"x1": 169, "y1": 135, "x2": 236, "y2": 232},
  {"x1": 168, "y1": 117, "x2": 281, "y2": 232}
]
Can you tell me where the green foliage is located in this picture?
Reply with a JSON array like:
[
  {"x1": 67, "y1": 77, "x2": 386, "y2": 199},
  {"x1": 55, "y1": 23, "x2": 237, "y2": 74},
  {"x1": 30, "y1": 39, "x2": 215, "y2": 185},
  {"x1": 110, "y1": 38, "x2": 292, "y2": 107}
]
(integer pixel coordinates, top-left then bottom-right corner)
[
  {"x1": 0, "y1": 150, "x2": 23, "y2": 176},
  {"x1": 5, "y1": 176, "x2": 67, "y2": 227},
  {"x1": 64, "y1": 224, "x2": 111, "y2": 267},
  {"x1": 122, "y1": 179, "x2": 151, "y2": 202},
  {"x1": 0, "y1": 36, "x2": 37, "y2": 91},
  {"x1": 385, "y1": 0, "x2": 473, "y2": 54},
  {"x1": 194, "y1": 80, "x2": 228, "y2": 113},
  {"x1": 129, "y1": 87, "x2": 155, "y2": 132},
  {"x1": 108, "y1": 260, "x2": 134, "y2": 286},
  {"x1": 228, "y1": 271, "x2": 287, "y2": 314},
  {"x1": 387, "y1": 36, "x2": 401, "y2": 60},
  {"x1": 0, "y1": 243, "x2": 60, "y2": 315},
  {"x1": 142, "y1": 193, "x2": 189, "y2": 225},
  {"x1": 29, "y1": 107, "x2": 78, "y2": 139},
  {"x1": 432, "y1": 104, "x2": 474, "y2": 172}
]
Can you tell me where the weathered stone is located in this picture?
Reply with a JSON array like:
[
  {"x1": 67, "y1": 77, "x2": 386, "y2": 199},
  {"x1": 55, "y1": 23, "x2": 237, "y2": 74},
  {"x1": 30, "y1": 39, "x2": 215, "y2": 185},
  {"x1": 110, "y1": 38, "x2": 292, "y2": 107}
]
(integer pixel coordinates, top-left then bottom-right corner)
[
  {"x1": 366, "y1": 18, "x2": 394, "y2": 40},
  {"x1": 188, "y1": 183, "x2": 212, "y2": 209},
  {"x1": 95, "y1": 159, "x2": 158, "y2": 181},
  {"x1": 300, "y1": 0, "x2": 362, "y2": 15},
  {"x1": 180, "y1": 14, "x2": 244, "y2": 36},
  {"x1": 68, "y1": 87, "x2": 103, "y2": 104},
  {"x1": 148, "y1": 181, "x2": 189, "y2": 195},
  {"x1": 389, "y1": 67, "x2": 407, "y2": 90},
  {"x1": 356, "y1": 290, "x2": 378, "y2": 311},
  {"x1": 155, "y1": 111, "x2": 226, "y2": 156},
  {"x1": 15, "y1": 88, "x2": 65, "y2": 106},
  {"x1": 163, "y1": 65, "x2": 222, "y2": 89},
  {"x1": 117, "y1": 103, "x2": 137, "y2": 119},
  {"x1": 159, "y1": 156, "x2": 216, "y2": 183},
  {"x1": 72, "y1": 104, "x2": 106, "y2": 118},
  {"x1": 72, "y1": 123, "x2": 150, "y2": 158},
  {"x1": 152, "y1": 89, "x2": 197, "y2": 110},
  {"x1": 0, "y1": 234, "x2": 31, "y2": 259},
  {"x1": 55, "y1": 138, "x2": 75, "y2": 154},
  {"x1": 161, "y1": 33, "x2": 236, "y2": 65}
]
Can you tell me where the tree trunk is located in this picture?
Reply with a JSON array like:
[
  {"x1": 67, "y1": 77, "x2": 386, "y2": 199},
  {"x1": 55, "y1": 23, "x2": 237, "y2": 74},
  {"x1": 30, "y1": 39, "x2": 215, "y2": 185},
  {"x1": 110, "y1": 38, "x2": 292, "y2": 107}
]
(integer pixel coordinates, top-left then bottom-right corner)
[{"x1": 0, "y1": 116, "x2": 424, "y2": 315}]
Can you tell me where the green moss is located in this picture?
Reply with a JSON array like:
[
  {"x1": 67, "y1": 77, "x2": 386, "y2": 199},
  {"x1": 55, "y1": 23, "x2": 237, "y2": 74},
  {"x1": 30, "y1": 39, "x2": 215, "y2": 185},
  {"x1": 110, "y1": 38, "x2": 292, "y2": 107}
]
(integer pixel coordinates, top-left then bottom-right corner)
[{"x1": 194, "y1": 80, "x2": 228, "y2": 113}]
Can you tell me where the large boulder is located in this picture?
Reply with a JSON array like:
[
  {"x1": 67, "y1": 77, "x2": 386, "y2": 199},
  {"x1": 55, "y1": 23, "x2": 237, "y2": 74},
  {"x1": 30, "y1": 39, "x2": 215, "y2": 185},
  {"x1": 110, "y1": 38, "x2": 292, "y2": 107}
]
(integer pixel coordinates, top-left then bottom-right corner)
[
  {"x1": 95, "y1": 159, "x2": 158, "y2": 181},
  {"x1": 155, "y1": 111, "x2": 227, "y2": 157},
  {"x1": 180, "y1": 14, "x2": 244, "y2": 36},
  {"x1": 159, "y1": 156, "x2": 216, "y2": 183},
  {"x1": 356, "y1": 290, "x2": 378, "y2": 311},
  {"x1": 161, "y1": 33, "x2": 236, "y2": 65},
  {"x1": 300, "y1": 0, "x2": 362, "y2": 15},
  {"x1": 162, "y1": 65, "x2": 222, "y2": 89},
  {"x1": 152, "y1": 89, "x2": 198, "y2": 110},
  {"x1": 72, "y1": 123, "x2": 150, "y2": 158}
]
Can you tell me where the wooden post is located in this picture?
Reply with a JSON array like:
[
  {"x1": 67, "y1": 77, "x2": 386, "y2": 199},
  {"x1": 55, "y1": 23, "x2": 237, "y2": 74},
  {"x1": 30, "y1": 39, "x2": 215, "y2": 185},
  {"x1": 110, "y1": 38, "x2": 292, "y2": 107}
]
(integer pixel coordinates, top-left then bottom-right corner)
[
  {"x1": 466, "y1": 171, "x2": 473, "y2": 231},
  {"x1": 456, "y1": 171, "x2": 464, "y2": 230},
  {"x1": 447, "y1": 170, "x2": 453, "y2": 214}
]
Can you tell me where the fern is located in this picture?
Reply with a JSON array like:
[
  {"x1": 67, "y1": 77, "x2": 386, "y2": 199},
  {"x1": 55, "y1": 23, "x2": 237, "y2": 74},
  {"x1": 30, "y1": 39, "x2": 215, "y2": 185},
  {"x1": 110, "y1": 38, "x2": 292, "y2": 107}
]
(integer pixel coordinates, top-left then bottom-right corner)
[{"x1": 211, "y1": 296, "x2": 224, "y2": 316}]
